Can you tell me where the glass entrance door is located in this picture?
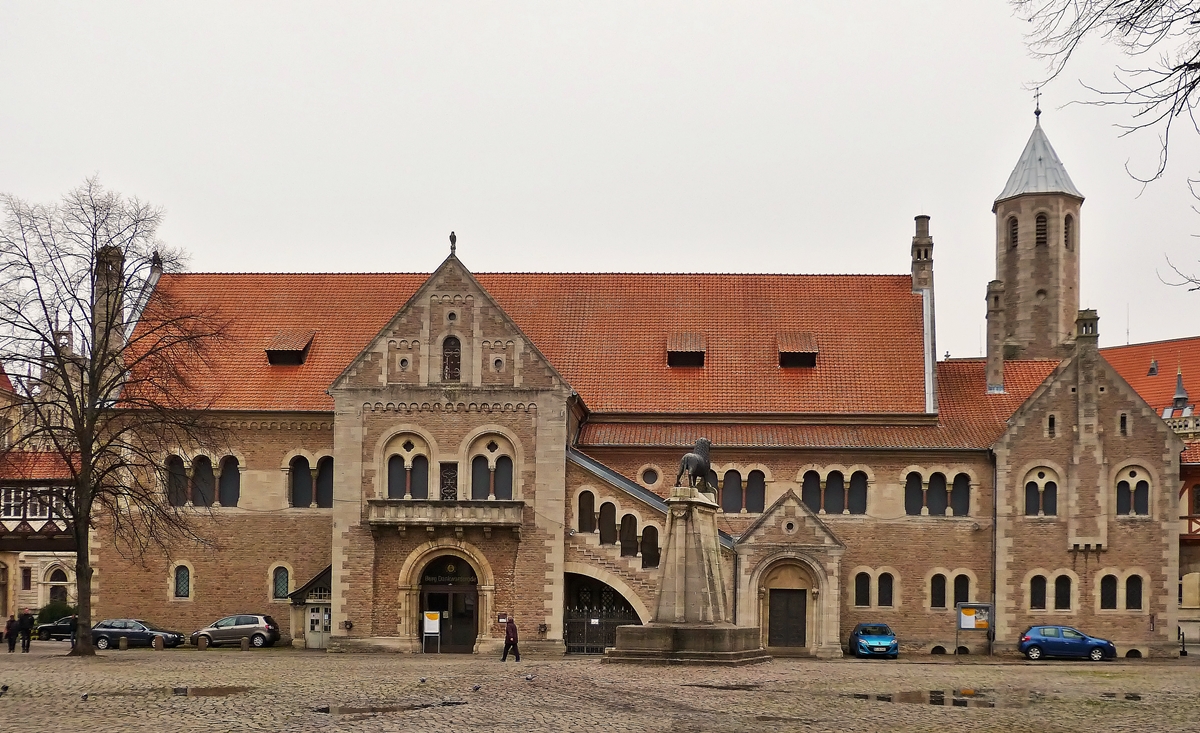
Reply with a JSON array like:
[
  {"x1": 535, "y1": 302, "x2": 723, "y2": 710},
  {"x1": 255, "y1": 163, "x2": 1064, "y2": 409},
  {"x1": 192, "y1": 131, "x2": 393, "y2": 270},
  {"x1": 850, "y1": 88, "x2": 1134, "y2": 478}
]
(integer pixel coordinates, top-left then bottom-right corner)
[{"x1": 305, "y1": 605, "x2": 331, "y2": 649}]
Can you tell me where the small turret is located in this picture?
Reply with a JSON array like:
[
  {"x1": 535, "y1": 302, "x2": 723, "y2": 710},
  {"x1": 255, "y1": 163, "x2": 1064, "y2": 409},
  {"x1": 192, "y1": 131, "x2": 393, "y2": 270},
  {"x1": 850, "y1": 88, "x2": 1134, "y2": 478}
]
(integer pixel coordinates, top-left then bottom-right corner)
[{"x1": 1174, "y1": 368, "x2": 1190, "y2": 411}]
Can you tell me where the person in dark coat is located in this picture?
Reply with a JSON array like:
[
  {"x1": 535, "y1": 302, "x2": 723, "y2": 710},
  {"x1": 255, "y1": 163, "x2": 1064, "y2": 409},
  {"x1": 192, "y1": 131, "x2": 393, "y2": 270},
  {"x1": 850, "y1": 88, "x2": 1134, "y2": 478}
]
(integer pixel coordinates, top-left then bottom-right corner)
[
  {"x1": 17, "y1": 609, "x2": 34, "y2": 653},
  {"x1": 4, "y1": 615, "x2": 16, "y2": 653},
  {"x1": 501, "y1": 617, "x2": 520, "y2": 662}
]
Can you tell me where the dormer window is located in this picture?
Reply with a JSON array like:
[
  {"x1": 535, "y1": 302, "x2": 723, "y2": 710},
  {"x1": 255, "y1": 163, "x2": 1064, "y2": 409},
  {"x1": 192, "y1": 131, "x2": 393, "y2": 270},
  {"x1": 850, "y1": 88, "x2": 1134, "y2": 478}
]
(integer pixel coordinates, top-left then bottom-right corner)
[
  {"x1": 265, "y1": 330, "x2": 316, "y2": 366},
  {"x1": 667, "y1": 332, "x2": 705, "y2": 368},
  {"x1": 778, "y1": 332, "x2": 818, "y2": 368}
]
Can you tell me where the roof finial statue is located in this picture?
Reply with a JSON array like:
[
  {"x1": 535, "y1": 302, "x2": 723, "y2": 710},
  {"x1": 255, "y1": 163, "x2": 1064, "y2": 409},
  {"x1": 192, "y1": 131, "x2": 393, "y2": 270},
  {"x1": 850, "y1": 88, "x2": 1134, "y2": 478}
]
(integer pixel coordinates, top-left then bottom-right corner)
[
  {"x1": 1034, "y1": 87, "x2": 1042, "y2": 120},
  {"x1": 449, "y1": 231, "x2": 456, "y2": 255}
]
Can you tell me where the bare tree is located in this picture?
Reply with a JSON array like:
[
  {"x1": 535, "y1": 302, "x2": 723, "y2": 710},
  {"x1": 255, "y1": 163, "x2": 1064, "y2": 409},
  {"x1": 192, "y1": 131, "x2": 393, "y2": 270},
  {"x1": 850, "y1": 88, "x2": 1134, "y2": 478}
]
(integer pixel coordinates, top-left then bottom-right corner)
[
  {"x1": 0, "y1": 178, "x2": 226, "y2": 655},
  {"x1": 1015, "y1": 1, "x2": 1200, "y2": 183}
]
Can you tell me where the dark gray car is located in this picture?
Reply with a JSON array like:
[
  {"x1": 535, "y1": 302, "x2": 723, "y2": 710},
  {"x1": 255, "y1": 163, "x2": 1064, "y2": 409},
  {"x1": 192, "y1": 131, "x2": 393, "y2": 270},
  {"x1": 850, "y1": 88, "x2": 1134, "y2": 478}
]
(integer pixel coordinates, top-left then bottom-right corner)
[{"x1": 190, "y1": 614, "x2": 280, "y2": 648}]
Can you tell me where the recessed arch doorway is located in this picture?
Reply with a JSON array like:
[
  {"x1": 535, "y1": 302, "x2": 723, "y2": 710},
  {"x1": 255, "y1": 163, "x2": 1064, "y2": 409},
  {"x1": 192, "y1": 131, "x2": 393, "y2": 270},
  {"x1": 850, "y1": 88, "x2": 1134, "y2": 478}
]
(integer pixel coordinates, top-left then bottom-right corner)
[
  {"x1": 760, "y1": 561, "x2": 817, "y2": 653},
  {"x1": 420, "y1": 555, "x2": 479, "y2": 653}
]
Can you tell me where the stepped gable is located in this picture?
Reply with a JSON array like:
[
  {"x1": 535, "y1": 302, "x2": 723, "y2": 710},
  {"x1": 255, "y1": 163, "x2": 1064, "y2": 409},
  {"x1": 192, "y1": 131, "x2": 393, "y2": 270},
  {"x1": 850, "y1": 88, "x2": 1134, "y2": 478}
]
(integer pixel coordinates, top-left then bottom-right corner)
[
  {"x1": 577, "y1": 359, "x2": 1059, "y2": 450},
  {"x1": 1102, "y1": 335, "x2": 1200, "y2": 412},
  {"x1": 136, "y1": 271, "x2": 927, "y2": 414}
]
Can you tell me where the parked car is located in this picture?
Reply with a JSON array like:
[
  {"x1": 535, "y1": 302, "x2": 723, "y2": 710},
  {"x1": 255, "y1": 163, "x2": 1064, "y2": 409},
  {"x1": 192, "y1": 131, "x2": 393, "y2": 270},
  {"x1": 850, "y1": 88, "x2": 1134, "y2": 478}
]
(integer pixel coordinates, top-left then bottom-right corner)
[
  {"x1": 91, "y1": 619, "x2": 186, "y2": 650},
  {"x1": 848, "y1": 623, "x2": 899, "y2": 659},
  {"x1": 190, "y1": 614, "x2": 280, "y2": 648},
  {"x1": 36, "y1": 616, "x2": 76, "y2": 641},
  {"x1": 1019, "y1": 625, "x2": 1116, "y2": 661}
]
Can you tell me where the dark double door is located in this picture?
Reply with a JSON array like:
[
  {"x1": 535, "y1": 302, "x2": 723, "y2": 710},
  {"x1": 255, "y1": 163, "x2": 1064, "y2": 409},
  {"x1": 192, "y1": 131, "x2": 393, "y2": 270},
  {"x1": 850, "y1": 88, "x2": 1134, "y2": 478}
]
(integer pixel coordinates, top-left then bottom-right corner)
[
  {"x1": 422, "y1": 586, "x2": 478, "y2": 653},
  {"x1": 767, "y1": 589, "x2": 807, "y2": 648}
]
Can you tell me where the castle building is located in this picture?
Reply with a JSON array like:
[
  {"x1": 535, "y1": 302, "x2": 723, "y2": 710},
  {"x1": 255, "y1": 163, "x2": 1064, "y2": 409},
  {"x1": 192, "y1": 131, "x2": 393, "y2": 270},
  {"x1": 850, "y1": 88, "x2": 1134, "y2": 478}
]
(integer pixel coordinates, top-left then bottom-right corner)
[{"x1": 10, "y1": 113, "x2": 1197, "y2": 657}]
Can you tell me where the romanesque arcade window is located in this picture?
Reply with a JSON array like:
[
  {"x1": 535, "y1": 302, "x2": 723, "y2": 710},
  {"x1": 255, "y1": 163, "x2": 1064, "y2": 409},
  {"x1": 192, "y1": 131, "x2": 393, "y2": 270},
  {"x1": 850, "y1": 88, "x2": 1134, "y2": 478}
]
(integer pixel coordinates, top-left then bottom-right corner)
[
  {"x1": 166, "y1": 455, "x2": 187, "y2": 507},
  {"x1": 1100, "y1": 574, "x2": 1117, "y2": 609},
  {"x1": 718, "y1": 470, "x2": 766, "y2": 513},
  {"x1": 442, "y1": 336, "x2": 461, "y2": 382},
  {"x1": 290, "y1": 456, "x2": 312, "y2": 507},
  {"x1": 1054, "y1": 575, "x2": 1072, "y2": 610},
  {"x1": 744, "y1": 471, "x2": 766, "y2": 513},
  {"x1": 1024, "y1": 469, "x2": 1058, "y2": 516},
  {"x1": 174, "y1": 566, "x2": 191, "y2": 598},
  {"x1": 931, "y1": 574, "x2": 947, "y2": 609},
  {"x1": 272, "y1": 567, "x2": 289, "y2": 600},
  {"x1": 1030, "y1": 575, "x2": 1047, "y2": 610},
  {"x1": 619, "y1": 515, "x2": 638, "y2": 557},
  {"x1": 577, "y1": 491, "x2": 596, "y2": 533},
  {"x1": 190, "y1": 456, "x2": 215, "y2": 507},
  {"x1": 1116, "y1": 468, "x2": 1150, "y2": 516},
  {"x1": 218, "y1": 456, "x2": 240, "y2": 507},
  {"x1": 388, "y1": 455, "x2": 407, "y2": 499},
  {"x1": 599, "y1": 502, "x2": 617, "y2": 545},
  {"x1": 801, "y1": 470, "x2": 868, "y2": 515},
  {"x1": 721, "y1": 471, "x2": 743, "y2": 514},
  {"x1": 905, "y1": 471, "x2": 970, "y2": 516},
  {"x1": 640, "y1": 526, "x2": 660, "y2": 568},
  {"x1": 315, "y1": 457, "x2": 334, "y2": 508},
  {"x1": 385, "y1": 454, "x2": 428, "y2": 499}
]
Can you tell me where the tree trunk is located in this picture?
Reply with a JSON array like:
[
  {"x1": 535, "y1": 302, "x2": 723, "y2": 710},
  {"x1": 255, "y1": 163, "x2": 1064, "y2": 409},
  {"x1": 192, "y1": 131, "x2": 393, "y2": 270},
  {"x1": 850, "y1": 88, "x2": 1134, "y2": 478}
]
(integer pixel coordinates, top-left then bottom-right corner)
[{"x1": 68, "y1": 525, "x2": 94, "y2": 656}]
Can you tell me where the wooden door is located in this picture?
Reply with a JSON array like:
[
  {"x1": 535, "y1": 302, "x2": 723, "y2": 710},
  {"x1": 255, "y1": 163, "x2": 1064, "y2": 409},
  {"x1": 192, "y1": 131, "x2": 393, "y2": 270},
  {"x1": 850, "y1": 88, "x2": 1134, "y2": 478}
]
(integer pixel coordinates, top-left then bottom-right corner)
[{"x1": 767, "y1": 589, "x2": 807, "y2": 647}]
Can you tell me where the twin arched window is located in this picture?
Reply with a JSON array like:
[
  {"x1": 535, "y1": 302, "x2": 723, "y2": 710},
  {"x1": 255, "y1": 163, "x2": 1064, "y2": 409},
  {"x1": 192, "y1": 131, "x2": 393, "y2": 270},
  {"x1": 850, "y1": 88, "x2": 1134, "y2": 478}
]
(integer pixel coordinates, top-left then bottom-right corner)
[
  {"x1": 1024, "y1": 469, "x2": 1058, "y2": 516},
  {"x1": 165, "y1": 455, "x2": 241, "y2": 507},
  {"x1": 1116, "y1": 468, "x2": 1150, "y2": 516},
  {"x1": 1028, "y1": 574, "x2": 1072, "y2": 609},
  {"x1": 289, "y1": 456, "x2": 333, "y2": 508},
  {"x1": 470, "y1": 455, "x2": 514, "y2": 500},
  {"x1": 720, "y1": 470, "x2": 767, "y2": 513},
  {"x1": 387, "y1": 454, "x2": 430, "y2": 499},
  {"x1": 929, "y1": 573, "x2": 970, "y2": 608},
  {"x1": 1100, "y1": 573, "x2": 1143, "y2": 610},
  {"x1": 853, "y1": 571, "x2": 893, "y2": 607}
]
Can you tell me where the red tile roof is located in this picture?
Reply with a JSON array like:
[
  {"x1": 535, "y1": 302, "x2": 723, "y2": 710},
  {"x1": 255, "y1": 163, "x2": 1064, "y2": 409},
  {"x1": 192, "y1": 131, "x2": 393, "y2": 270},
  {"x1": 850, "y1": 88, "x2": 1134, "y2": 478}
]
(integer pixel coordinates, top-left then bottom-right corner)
[
  {"x1": 137, "y1": 270, "x2": 930, "y2": 414},
  {"x1": 1183, "y1": 442, "x2": 1200, "y2": 465},
  {"x1": 577, "y1": 359, "x2": 1059, "y2": 450},
  {"x1": 0, "y1": 365, "x2": 13, "y2": 395},
  {"x1": 1102, "y1": 336, "x2": 1200, "y2": 411},
  {"x1": 777, "y1": 332, "x2": 818, "y2": 353},
  {"x1": 0, "y1": 451, "x2": 74, "y2": 481}
]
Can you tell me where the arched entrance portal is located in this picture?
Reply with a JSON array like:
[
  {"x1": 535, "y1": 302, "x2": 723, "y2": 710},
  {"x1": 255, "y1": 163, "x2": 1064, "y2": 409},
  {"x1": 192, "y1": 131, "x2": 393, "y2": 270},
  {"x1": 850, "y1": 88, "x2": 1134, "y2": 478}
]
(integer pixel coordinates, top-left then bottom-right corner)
[
  {"x1": 420, "y1": 556, "x2": 478, "y2": 653},
  {"x1": 564, "y1": 573, "x2": 642, "y2": 654},
  {"x1": 761, "y1": 561, "x2": 816, "y2": 652}
]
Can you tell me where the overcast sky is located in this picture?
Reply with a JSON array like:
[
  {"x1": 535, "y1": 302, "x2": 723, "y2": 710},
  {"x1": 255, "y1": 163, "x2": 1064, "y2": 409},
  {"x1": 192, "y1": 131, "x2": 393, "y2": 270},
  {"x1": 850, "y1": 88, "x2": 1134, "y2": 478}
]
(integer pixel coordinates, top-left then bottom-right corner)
[{"x1": 2, "y1": 2, "x2": 1197, "y2": 360}]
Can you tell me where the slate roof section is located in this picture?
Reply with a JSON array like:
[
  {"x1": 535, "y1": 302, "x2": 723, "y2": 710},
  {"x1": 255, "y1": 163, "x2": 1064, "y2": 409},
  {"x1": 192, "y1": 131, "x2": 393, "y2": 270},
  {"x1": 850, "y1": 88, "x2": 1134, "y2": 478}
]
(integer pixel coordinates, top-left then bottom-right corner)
[
  {"x1": 1102, "y1": 335, "x2": 1200, "y2": 411},
  {"x1": 577, "y1": 359, "x2": 1060, "y2": 450},
  {"x1": 138, "y1": 271, "x2": 928, "y2": 414},
  {"x1": 995, "y1": 120, "x2": 1084, "y2": 204}
]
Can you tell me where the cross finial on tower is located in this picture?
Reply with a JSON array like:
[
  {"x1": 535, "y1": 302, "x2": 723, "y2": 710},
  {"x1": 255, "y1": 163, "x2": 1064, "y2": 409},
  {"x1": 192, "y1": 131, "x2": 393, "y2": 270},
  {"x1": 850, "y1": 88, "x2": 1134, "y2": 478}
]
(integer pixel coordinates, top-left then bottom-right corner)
[
  {"x1": 449, "y1": 231, "x2": 456, "y2": 255},
  {"x1": 1034, "y1": 87, "x2": 1042, "y2": 119}
]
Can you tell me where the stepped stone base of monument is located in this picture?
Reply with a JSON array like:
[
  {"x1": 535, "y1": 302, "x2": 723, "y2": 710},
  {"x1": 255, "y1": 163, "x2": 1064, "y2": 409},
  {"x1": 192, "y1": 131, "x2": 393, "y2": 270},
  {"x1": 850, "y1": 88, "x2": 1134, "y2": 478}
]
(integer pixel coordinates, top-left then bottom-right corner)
[{"x1": 602, "y1": 623, "x2": 771, "y2": 666}]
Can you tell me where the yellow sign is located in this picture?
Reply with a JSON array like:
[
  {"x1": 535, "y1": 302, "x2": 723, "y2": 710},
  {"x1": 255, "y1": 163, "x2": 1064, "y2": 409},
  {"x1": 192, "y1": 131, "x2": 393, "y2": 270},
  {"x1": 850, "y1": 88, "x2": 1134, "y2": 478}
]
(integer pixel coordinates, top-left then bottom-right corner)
[{"x1": 423, "y1": 611, "x2": 441, "y2": 635}]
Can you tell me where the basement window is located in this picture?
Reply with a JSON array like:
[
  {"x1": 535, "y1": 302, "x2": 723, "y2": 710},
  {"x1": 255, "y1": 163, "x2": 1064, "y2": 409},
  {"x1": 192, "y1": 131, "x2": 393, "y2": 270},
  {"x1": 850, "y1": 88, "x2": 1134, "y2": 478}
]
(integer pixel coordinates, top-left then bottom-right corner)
[
  {"x1": 667, "y1": 332, "x2": 706, "y2": 368},
  {"x1": 265, "y1": 330, "x2": 316, "y2": 366},
  {"x1": 778, "y1": 332, "x2": 818, "y2": 368}
]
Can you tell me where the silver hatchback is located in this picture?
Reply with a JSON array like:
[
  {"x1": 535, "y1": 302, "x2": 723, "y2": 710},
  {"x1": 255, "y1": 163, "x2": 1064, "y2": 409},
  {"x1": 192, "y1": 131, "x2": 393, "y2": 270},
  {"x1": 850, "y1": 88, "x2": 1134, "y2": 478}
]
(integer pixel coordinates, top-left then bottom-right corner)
[{"x1": 190, "y1": 614, "x2": 280, "y2": 648}]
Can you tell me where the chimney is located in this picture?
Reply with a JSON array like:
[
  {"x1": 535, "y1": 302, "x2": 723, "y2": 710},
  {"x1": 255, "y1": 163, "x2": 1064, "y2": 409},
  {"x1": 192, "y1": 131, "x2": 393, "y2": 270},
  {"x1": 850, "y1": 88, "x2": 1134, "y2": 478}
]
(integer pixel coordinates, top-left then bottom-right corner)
[
  {"x1": 93, "y1": 245, "x2": 125, "y2": 356},
  {"x1": 912, "y1": 216, "x2": 938, "y2": 412},
  {"x1": 1074, "y1": 309, "x2": 1099, "y2": 346},
  {"x1": 986, "y1": 280, "x2": 1005, "y2": 393},
  {"x1": 1174, "y1": 367, "x2": 1190, "y2": 410},
  {"x1": 911, "y1": 215, "x2": 934, "y2": 293}
]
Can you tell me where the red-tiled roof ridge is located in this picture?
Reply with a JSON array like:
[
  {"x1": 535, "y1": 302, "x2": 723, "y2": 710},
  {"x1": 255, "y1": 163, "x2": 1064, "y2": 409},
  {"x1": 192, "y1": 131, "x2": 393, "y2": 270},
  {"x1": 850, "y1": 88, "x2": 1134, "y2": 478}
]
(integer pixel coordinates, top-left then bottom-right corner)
[
  {"x1": 175, "y1": 270, "x2": 913, "y2": 279},
  {"x1": 0, "y1": 451, "x2": 75, "y2": 481}
]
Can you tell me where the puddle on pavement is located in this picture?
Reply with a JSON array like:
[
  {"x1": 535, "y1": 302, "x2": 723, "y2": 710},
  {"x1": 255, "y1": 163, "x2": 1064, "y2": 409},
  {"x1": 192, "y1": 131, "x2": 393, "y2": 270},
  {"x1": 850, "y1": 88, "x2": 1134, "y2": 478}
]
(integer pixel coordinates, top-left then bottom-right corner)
[
  {"x1": 848, "y1": 688, "x2": 1033, "y2": 709},
  {"x1": 682, "y1": 683, "x2": 762, "y2": 691},
  {"x1": 172, "y1": 686, "x2": 251, "y2": 697},
  {"x1": 314, "y1": 700, "x2": 467, "y2": 715}
]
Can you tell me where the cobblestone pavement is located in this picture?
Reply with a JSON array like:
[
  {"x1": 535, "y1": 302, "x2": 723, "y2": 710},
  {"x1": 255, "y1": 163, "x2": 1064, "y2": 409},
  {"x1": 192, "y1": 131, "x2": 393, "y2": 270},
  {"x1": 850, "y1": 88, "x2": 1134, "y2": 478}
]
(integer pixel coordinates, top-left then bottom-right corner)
[{"x1": 2, "y1": 641, "x2": 1199, "y2": 732}]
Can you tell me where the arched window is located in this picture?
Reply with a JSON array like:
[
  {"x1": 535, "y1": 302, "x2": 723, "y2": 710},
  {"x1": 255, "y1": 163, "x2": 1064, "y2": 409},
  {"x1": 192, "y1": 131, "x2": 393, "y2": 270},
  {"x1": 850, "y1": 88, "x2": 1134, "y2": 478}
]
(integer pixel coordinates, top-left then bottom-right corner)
[
  {"x1": 289, "y1": 456, "x2": 312, "y2": 507},
  {"x1": 166, "y1": 455, "x2": 187, "y2": 507},
  {"x1": 1044, "y1": 481, "x2": 1058, "y2": 516},
  {"x1": 1100, "y1": 574, "x2": 1118, "y2": 609},
  {"x1": 598, "y1": 502, "x2": 617, "y2": 545},
  {"x1": 1117, "y1": 480, "x2": 1131, "y2": 515},
  {"x1": 706, "y1": 469, "x2": 718, "y2": 494},
  {"x1": 578, "y1": 491, "x2": 596, "y2": 533},
  {"x1": 904, "y1": 472, "x2": 923, "y2": 516},
  {"x1": 801, "y1": 471, "x2": 821, "y2": 513},
  {"x1": 388, "y1": 455, "x2": 406, "y2": 499},
  {"x1": 315, "y1": 457, "x2": 334, "y2": 508},
  {"x1": 1035, "y1": 213, "x2": 1048, "y2": 246},
  {"x1": 1064, "y1": 214, "x2": 1074, "y2": 250},
  {"x1": 953, "y1": 574, "x2": 970, "y2": 606},
  {"x1": 272, "y1": 567, "x2": 289, "y2": 600},
  {"x1": 619, "y1": 515, "x2": 638, "y2": 557},
  {"x1": 1025, "y1": 470, "x2": 1058, "y2": 516},
  {"x1": 744, "y1": 471, "x2": 766, "y2": 513},
  {"x1": 824, "y1": 471, "x2": 845, "y2": 514},
  {"x1": 1025, "y1": 481, "x2": 1040, "y2": 516},
  {"x1": 218, "y1": 456, "x2": 240, "y2": 507},
  {"x1": 878, "y1": 573, "x2": 894, "y2": 607},
  {"x1": 926, "y1": 473, "x2": 947, "y2": 516},
  {"x1": 721, "y1": 470, "x2": 743, "y2": 513},
  {"x1": 48, "y1": 568, "x2": 68, "y2": 604},
  {"x1": 1126, "y1": 575, "x2": 1143, "y2": 610},
  {"x1": 191, "y1": 456, "x2": 214, "y2": 507},
  {"x1": 950, "y1": 474, "x2": 970, "y2": 516},
  {"x1": 1054, "y1": 575, "x2": 1072, "y2": 610},
  {"x1": 494, "y1": 456, "x2": 513, "y2": 500},
  {"x1": 1134, "y1": 480, "x2": 1149, "y2": 515},
  {"x1": 410, "y1": 455, "x2": 429, "y2": 499},
  {"x1": 854, "y1": 572, "x2": 871, "y2": 607},
  {"x1": 1030, "y1": 575, "x2": 1047, "y2": 610},
  {"x1": 1008, "y1": 216, "x2": 1019, "y2": 248},
  {"x1": 442, "y1": 336, "x2": 461, "y2": 382},
  {"x1": 471, "y1": 456, "x2": 490, "y2": 500},
  {"x1": 930, "y1": 574, "x2": 947, "y2": 609},
  {"x1": 174, "y1": 565, "x2": 190, "y2": 598},
  {"x1": 848, "y1": 471, "x2": 868, "y2": 514},
  {"x1": 640, "y1": 526, "x2": 659, "y2": 568}
]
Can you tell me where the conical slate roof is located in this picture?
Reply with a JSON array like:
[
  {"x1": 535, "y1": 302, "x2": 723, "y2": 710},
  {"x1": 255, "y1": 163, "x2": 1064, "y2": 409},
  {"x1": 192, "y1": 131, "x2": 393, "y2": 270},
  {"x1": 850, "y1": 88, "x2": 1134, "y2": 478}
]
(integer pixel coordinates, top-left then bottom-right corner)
[{"x1": 995, "y1": 118, "x2": 1083, "y2": 204}]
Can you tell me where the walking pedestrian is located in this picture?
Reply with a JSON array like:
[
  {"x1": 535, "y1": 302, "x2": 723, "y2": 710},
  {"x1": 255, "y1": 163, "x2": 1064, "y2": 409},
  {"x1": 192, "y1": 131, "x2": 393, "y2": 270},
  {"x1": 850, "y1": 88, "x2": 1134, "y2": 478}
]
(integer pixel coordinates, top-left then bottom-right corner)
[
  {"x1": 17, "y1": 608, "x2": 34, "y2": 653},
  {"x1": 4, "y1": 615, "x2": 16, "y2": 653},
  {"x1": 69, "y1": 614, "x2": 78, "y2": 648},
  {"x1": 501, "y1": 616, "x2": 520, "y2": 662}
]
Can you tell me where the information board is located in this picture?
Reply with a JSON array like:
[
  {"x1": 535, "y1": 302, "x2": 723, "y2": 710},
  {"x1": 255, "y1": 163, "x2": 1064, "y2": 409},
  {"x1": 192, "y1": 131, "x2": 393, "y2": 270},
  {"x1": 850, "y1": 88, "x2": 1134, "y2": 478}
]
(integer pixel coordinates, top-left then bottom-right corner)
[
  {"x1": 957, "y1": 604, "x2": 990, "y2": 631},
  {"x1": 423, "y1": 611, "x2": 441, "y2": 635}
]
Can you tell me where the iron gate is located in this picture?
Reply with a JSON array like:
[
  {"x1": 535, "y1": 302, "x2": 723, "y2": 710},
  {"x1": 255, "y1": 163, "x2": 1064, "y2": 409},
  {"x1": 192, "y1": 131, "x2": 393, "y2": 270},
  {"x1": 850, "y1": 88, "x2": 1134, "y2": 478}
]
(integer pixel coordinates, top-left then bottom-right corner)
[{"x1": 565, "y1": 605, "x2": 641, "y2": 654}]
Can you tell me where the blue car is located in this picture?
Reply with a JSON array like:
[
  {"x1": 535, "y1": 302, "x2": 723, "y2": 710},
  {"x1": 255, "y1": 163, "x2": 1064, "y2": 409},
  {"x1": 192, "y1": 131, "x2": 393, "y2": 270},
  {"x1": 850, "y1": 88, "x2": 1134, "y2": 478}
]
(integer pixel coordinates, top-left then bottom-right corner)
[
  {"x1": 1018, "y1": 625, "x2": 1116, "y2": 661},
  {"x1": 848, "y1": 623, "x2": 898, "y2": 659}
]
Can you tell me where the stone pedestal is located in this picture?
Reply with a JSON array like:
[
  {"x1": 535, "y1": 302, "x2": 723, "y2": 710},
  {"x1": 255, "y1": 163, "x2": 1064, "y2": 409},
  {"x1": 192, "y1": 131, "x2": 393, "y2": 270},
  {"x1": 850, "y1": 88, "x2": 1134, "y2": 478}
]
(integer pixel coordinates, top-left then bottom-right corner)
[{"x1": 605, "y1": 484, "x2": 769, "y2": 666}]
